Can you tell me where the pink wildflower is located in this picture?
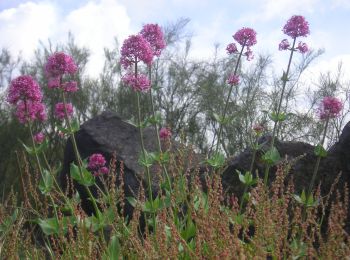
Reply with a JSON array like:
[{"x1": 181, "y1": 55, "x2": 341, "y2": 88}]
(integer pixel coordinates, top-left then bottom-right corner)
[
  {"x1": 283, "y1": 15, "x2": 310, "y2": 39},
  {"x1": 88, "y1": 153, "x2": 108, "y2": 176},
  {"x1": 48, "y1": 77, "x2": 61, "y2": 89},
  {"x1": 45, "y1": 52, "x2": 78, "y2": 78},
  {"x1": 55, "y1": 102, "x2": 73, "y2": 120},
  {"x1": 226, "y1": 43, "x2": 238, "y2": 54},
  {"x1": 279, "y1": 39, "x2": 290, "y2": 51},
  {"x1": 244, "y1": 47, "x2": 254, "y2": 61},
  {"x1": 7, "y1": 75, "x2": 43, "y2": 104},
  {"x1": 227, "y1": 74, "x2": 240, "y2": 85},
  {"x1": 120, "y1": 34, "x2": 154, "y2": 69},
  {"x1": 34, "y1": 132, "x2": 45, "y2": 144},
  {"x1": 159, "y1": 127, "x2": 171, "y2": 140},
  {"x1": 122, "y1": 73, "x2": 151, "y2": 92},
  {"x1": 140, "y1": 23, "x2": 166, "y2": 57},
  {"x1": 296, "y1": 42, "x2": 308, "y2": 53},
  {"x1": 319, "y1": 96, "x2": 343, "y2": 120},
  {"x1": 15, "y1": 100, "x2": 47, "y2": 124},
  {"x1": 233, "y1": 28, "x2": 257, "y2": 47},
  {"x1": 63, "y1": 81, "x2": 78, "y2": 93}
]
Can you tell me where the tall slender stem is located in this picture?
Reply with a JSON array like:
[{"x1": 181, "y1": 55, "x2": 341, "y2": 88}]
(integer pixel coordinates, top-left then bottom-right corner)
[
  {"x1": 148, "y1": 66, "x2": 172, "y2": 192},
  {"x1": 134, "y1": 63, "x2": 156, "y2": 231},
  {"x1": 28, "y1": 121, "x2": 59, "y2": 224},
  {"x1": 61, "y1": 91, "x2": 101, "y2": 219},
  {"x1": 307, "y1": 117, "x2": 329, "y2": 199},
  {"x1": 264, "y1": 37, "x2": 296, "y2": 185},
  {"x1": 215, "y1": 43, "x2": 246, "y2": 154}
]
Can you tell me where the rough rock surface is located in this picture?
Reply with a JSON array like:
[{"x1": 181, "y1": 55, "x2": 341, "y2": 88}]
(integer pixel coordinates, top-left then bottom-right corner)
[{"x1": 59, "y1": 110, "x2": 161, "y2": 216}]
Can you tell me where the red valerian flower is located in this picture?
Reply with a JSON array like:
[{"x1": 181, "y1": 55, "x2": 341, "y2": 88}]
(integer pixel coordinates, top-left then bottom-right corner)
[
  {"x1": 319, "y1": 96, "x2": 342, "y2": 120},
  {"x1": 283, "y1": 15, "x2": 310, "y2": 39},
  {"x1": 140, "y1": 23, "x2": 166, "y2": 57},
  {"x1": 120, "y1": 34, "x2": 154, "y2": 69}
]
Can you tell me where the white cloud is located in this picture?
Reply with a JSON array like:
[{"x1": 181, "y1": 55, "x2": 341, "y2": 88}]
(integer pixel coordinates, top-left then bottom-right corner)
[
  {"x1": 302, "y1": 54, "x2": 350, "y2": 84},
  {"x1": 0, "y1": 1, "x2": 57, "y2": 59},
  {"x1": 0, "y1": 0, "x2": 133, "y2": 77},
  {"x1": 62, "y1": 0, "x2": 132, "y2": 76}
]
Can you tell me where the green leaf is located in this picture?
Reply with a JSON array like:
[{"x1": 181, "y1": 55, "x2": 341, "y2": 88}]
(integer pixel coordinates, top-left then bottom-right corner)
[
  {"x1": 314, "y1": 144, "x2": 327, "y2": 158},
  {"x1": 206, "y1": 152, "x2": 225, "y2": 168},
  {"x1": 71, "y1": 118, "x2": 80, "y2": 133},
  {"x1": 268, "y1": 112, "x2": 294, "y2": 123},
  {"x1": 102, "y1": 235, "x2": 120, "y2": 260},
  {"x1": 281, "y1": 70, "x2": 289, "y2": 82},
  {"x1": 38, "y1": 216, "x2": 76, "y2": 236},
  {"x1": 262, "y1": 146, "x2": 281, "y2": 166},
  {"x1": 70, "y1": 163, "x2": 95, "y2": 186},
  {"x1": 138, "y1": 151, "x2": 155, "y2": 168},
  {"x1": 237, "y1": 170, "x2": 246, "y2": 184},
  {"x1": 38, "y1": 218, "x2": 59, "y2": 235},
  {"x1": 148, "y1": 113, "x2": 162, "y2": 125},
  {"x1": 57, "y1": 125, "x2": 71, "y2": 134},
  {"x1": 126, "y1": 196, "x2": 137, "y2": 207},
  {"x1": 181, "y1": 219, "x2": 196, "y2": 240},
  {"x1": 39, "y1": 169, "x2": 54, "y2": 195},
  {"x1": 19, "y1": 140, "x2": 35, "y2": 155}
]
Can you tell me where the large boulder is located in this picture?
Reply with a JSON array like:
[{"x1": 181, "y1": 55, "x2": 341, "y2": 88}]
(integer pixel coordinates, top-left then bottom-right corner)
[
  {"x1": 59, "y1": 110, "x2": 162, "y2": 217},
  {"x1": 222, "y1": 123, "x2": 350, "y2": 231}
]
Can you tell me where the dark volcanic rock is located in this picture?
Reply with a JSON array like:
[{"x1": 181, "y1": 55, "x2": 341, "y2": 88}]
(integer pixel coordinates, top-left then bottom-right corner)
[
  {"x1": 223, "y1": 123, "x2": 350, "y2": 231},
  {"x1": 59, "y1": 110, "x2": 161, "y2": 217}
]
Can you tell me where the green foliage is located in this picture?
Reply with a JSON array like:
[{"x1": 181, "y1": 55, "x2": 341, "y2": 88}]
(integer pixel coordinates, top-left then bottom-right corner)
[
  {"x1": 262, "y1": 146, "x2": 281, "y2": 166},
  {"x1": 206, "y1": 152, "x2": 225, "y2": 168},
  {"x1": 314, "y1": 144, "x2": 327, "y2": 158}
]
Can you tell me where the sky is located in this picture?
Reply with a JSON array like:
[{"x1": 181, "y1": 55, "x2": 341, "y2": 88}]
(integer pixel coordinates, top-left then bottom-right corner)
[{"x1": 0, "y1": 0, "x2": 349, "y2": 82}]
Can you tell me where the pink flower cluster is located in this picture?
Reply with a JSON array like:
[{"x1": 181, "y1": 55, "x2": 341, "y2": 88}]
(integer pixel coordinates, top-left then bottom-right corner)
[
  {"x1": 233, "y1": 28, "x2": 257, "y2": 47},
  {"x1": 122, "y1": 73, "x2": 151, "y2": 92},
  {"x1": 279, "y1": 15, "x2": 310, "y2": 53},
  {"x1": 319, "y1": 96, "x2": 343, "y2": 120},
  {"x1": 296, "y1": 42, "x2": 308, "y2": 53},
  {"x1": 159, "y1": 127, "x2": 171, "y2": 140},
  {"x1": 227, "y1": 74, "x2": 240, "y2": 86},
  {"x1": 15, "y1": 100, "x2": 47, "y2": 124},
  {"x1": 88, "y1": 153, "x2": 109, "y2": 176},
  {"x1": 55, "y1": 102, "x2": 73, "y2": 120},
  {"x1": 45, "y1": 52, "x2": 78, "y2": 78},
  {"x1": 278, "y1": 39, "x2": 290, "y2": 51},
  {"x1": 226, "y1": 27, "x2": 257, "y2": 61},
  {"x1": 120, "y1": 34, "x2": 154, "y2": 69},
  {"x1": 283, "y1": 15, "x2": 310, "y2": 39},
  {"x1": 45, "y1": 52, "x2": 78, "y2": 91},
  {"x1": 34, "y1": 132, "x2": 45, "y2": 144},
  {"x1": 7, "y1": 75, "x2": 47, "y2": 124},
  {"x1": 7, "y1": 75, "x2": 42, "y2": 104},
  {"x1": 63, "y1": 81, "x2": 78, "y2": 92},
  {"x1": 226, "y1": 43, "x2": 238, "y2": 55},
  {"x1": 140, "y1": 23, "x2": 166, "y2": 57}
]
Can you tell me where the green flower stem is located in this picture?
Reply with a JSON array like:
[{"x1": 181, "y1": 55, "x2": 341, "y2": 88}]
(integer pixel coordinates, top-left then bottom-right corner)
[
  {"x1": 264, "y1": 37, "x2": 296, "y2": 185},
  {"x1": 42, "y1": 152, "x2": 74, "y2": 213},
  {"x1": 239, "y1": 136, "x2": 258, "y2": 212},
  {"x1": 307, "y1": 116, "x2": 330, "y2": 200},
  {"x1": 134, "y1": 63, "x2": 156, "y2": 232},
  {"x1": 148, "y1": 66, "x2": 172, "y2": 193},
  {"x1": 61, "y1": 92, "x2": 102, "y2": 219},
  {"x1": 215, "y1": 43, "x2": 245, "y2": 154},
  {"x1": 28, "y1": 121, "x2": 59, "y2": 225},
  {"x1": 136, "y1": 91, "x2": 156, "y2": 231}
]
